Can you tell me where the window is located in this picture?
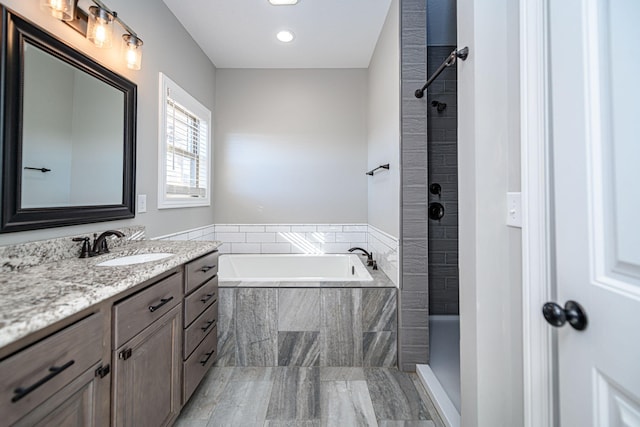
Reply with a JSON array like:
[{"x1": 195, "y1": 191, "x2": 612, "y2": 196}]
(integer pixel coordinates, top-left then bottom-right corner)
[{"x1": 158, "y1": 73, "x2": 211, "y2": 209}]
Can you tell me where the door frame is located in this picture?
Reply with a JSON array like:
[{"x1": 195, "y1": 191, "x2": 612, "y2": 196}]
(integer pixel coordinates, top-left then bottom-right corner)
[{"x1": 520, "y1": 0, "x2": 555, "y2": 425}]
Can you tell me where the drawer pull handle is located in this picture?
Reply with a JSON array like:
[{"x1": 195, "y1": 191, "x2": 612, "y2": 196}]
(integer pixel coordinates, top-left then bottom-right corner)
[
  {"x1": 199, "y1": 265, "x2": 216, "y2": 273},
  {"x1": 200, "y1": 294, "x2": 216, "y2": 304},
  {"x1": 12, "y1": 360, "x2": 75, "y2": 403},
  {"x1": 149, "y1": 296, "x2": 174, "y2": 312},
  {"x1": 201, "y1": 319, "x2": 216, "y2": 332},
  {"x1": 200, "y1": 350, "x2": 215, "y2": 366}
]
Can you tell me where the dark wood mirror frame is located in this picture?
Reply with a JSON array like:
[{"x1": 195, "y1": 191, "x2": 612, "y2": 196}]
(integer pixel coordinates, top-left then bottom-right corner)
[{"x1": 0, "y1": 6, "x2": 136, "y2": 233}]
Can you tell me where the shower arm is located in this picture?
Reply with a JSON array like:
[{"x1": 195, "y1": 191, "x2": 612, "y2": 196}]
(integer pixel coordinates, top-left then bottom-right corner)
[{"x1": 414, "y1": 47, "x2": 469, "y2": 99}]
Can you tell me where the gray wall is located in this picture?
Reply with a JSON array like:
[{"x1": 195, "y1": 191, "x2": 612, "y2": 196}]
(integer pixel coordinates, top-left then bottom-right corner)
[
  {"x1": 1, "y1": 0, "x2": 217, "y2": 244},
  {"x1": 213, "y1": 69, "x2": 368, "y2": 224},
  {"x1": 427, "y1": 45, "x2": 458, "y2": 315},
  {"x1": 367, "y1": 0, "x2": 400, "y2": 238},
  {"x1": 457, "y1": 0, "x2": 524, "y2": 425}
]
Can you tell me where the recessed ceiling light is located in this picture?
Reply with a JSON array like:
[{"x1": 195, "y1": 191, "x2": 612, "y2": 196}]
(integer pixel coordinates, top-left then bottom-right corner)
[
  {"x1": 276, "y1": 30, "x2": 295, "y2": 43},
  {"x1": 268, "y1": 0, "x2": 299, "y2": 5}
]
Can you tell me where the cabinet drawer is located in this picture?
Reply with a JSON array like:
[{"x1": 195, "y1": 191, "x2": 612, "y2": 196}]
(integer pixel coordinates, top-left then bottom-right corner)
[
  {"x1": 183, "y1": 325, "x2": 217, "y2": 403},
  {"x1": 183, "y1": 301, "x2": 218, "y2": 360},
  {"x1": 0, "y1": 313, "x2": 103, "y2": 426},
  {"x1": 185, "y1": 251, "x2": 218, "y2": 294},
  {"x1": 114, "y1": 272, "x2": 182, "y2": 347},
  {"x1": 183, "y1": 276, "x2": 218, "y2": 327}
]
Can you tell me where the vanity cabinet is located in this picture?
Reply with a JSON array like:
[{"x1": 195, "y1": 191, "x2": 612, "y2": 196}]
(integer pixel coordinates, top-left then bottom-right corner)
[
  {"x1": 0, "y1": 313, "x2": 108, "y2": 426},
  {"x1": 182, "y1": 251, "x2": 219, "y2": 403},
  {"x1": 112, "y1": 272, "x2": 183, "y2": 427}
]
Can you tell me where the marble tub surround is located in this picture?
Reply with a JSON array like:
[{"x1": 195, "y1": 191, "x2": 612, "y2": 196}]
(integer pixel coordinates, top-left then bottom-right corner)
[
  {"x1": 216, "y1": 287, "x2": 397, "y2": 368},
  {"x1": 0, "y1": 239, "x2": 221, "y2": 349},
  {"x1": 0, "y1": 225, "x2": 146, "y2": 272},
  {"x1": 174, "y1": 367, "x2": 442, "y2": 427}
]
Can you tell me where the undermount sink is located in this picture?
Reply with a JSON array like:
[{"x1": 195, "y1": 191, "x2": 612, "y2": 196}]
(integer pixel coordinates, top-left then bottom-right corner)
[{"x1": 97, "y1": 253, "x2": 174, "y2": 267}]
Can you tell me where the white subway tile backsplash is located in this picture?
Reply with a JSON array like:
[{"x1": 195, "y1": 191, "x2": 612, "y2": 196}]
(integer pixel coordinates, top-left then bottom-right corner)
[
  {"x1": 316, "y1": 225, "x2": 344, "y2": 232},
  {"x1": 239, "y1": 225, "x2": 266, "y2": 232},
  {"x1": 323, "y1": 243, "x2": 352, "y2": 253},
  {"x1": 246, "y1": 232, "x2": 276, "y2": 243},
  {"x1": 215, "y1": 225, "x2": 240, "y2": 232},
  {"x1": 335, "y1": 232, "x2": 367, "y2": 243},
  {"x1": 343, "y1": 225, "x2": 368, "y2": 232},
  {"x1": 305, "y1": 232, "x2": 336, "y2": 243},
  {"x1": 215, "y1": 232, "x2": 246, "y2": 243},
  {"x1": 261, "y1": 243, "x2": 292, "y2": 253},
  {"x1": 291, "y1": 225, "x2": 317, "y2": 232},
  {"x1": 265, "y1": 225, "x2": 292, "y2": 232},
  {"x1": 200, "y1": 233, "x2": 216, "y2": 241},
  {"x1": 188, "y1": 229, "x2": 204, "y2": 240},
  {"x1": 230, "y1": 243, "x2": 261, "y2": 253}
]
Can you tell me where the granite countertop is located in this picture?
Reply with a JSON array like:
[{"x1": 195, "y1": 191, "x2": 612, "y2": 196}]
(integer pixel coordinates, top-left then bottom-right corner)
[{"x1": 0, "y1": 240, "x2": 221, "y2": 349}]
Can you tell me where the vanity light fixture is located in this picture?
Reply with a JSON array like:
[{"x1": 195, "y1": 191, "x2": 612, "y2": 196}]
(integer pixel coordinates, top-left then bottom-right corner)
[
  {"x1": 41, "y1": 0, "x2": 144, "y2": 70},
  {"x1": 87, "y1": 6, "x2": 114, "y2": 48},
  {"x1": 268, "y1": 0, "x2": 299, "y2": 5},
  {"x1": 276, "y1": 30, "x2": 295, "y2": 43},
  {"x1": 40, "y1": 0, "x2": 75, "y2": 21}
]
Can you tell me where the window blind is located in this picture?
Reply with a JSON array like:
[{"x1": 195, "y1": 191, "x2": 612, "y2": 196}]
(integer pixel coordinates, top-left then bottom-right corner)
[{"x1": 165, "y1": 92, "x2": 208, "y2": 199}]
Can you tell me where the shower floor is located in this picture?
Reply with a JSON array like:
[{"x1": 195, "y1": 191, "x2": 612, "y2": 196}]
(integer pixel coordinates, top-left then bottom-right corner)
[{"x1": 417, "y1": 315, "x2": 460, "y2": 427}]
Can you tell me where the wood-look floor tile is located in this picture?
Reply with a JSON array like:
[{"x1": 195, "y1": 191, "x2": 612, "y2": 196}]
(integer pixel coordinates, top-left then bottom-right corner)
[
  {"x1": 178, "y1": 367, "x2": 235, "y2": 421},
  {"x1": 266, "y1": 367, "x2": 320, "y2": 420},
  {"x1": 320, "y1": 380, "x2": 378, "y2": 427},
  {"x1": 206, "y1": 380, "x2": 273, "y2": 427},
  {"x1": 364, "y1": 368, "x2": 429, "y2": 421},
  {"x1": 319, "y1": 367, "x2": 366, "y2": 382}
]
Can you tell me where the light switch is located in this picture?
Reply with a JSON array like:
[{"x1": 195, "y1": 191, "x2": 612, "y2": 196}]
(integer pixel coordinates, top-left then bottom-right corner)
[
  {"x1": 138, "y1": 194, "x2": 147, "y2": 213},
  {"x1": 506, "y1": 192, "x2": 522, "y2": 228}
]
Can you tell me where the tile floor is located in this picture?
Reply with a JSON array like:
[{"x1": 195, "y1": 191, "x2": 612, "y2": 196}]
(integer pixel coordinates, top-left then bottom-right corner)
[{"x1": 175, "y1": 367, "x2": 445, "y2": 427}]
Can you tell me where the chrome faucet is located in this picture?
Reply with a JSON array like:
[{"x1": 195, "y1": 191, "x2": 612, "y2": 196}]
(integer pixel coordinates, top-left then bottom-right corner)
[{"x1": 348, "y1": 247, "x2": 374, "y2": 267}]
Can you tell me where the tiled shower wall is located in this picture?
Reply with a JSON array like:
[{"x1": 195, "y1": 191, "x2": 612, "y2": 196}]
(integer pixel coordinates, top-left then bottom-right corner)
[
  {"x1": 426, "y1": 45, "x2": 459, "y2": 315},
  {"x1": 155, "y1": 223, "x2": 399, "y2": 286},
  {"x1": 399, "y1": 0, "x2": 430, "y2": 371}
]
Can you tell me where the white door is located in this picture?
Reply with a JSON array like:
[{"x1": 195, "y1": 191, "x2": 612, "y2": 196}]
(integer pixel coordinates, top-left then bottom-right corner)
[{"x1": 548, "y1": 0, "x2": 640, "y2": 425}]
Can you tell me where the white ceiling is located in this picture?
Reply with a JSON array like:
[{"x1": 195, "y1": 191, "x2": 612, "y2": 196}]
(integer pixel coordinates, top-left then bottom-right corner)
[{"x1": 161, "y1": 0, "x2": 393, "y2": 69}]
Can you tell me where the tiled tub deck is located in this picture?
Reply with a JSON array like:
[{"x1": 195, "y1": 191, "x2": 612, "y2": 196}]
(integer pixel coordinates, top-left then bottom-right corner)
[{"x1": 216, "y1": 278, "x2": 397, "y2": 368}]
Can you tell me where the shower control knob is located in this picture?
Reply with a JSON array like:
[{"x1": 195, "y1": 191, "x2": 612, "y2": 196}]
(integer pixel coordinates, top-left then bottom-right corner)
[
  {"x1": 428, "y1": 203, "x2": 445, "y2": 221},
  {"x1": 542, "y1": 300, "x2": 588, "y2": 331}
]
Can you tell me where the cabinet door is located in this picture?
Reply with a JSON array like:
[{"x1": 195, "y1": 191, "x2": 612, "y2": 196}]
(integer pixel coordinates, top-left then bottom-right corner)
[
  {"x1": 13, "y1": 363, "x2": 108, "y2": 427},
  {"x1": 112, "y1": 305, "x2": 181, "y2": 427}
]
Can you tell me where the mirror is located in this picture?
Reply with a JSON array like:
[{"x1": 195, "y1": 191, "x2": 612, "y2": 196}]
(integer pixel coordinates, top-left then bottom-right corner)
[{"x1": 1, "y1": 7, "x2": 137, "y2": 233}]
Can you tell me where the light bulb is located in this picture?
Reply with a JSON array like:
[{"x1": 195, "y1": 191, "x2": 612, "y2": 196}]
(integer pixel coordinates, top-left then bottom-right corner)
[
  {"x1": 87, "y1": 7, "x2": 114, "y2": 48},
  {"x1": 95, "y1": 25, "x2": 106, "y2": 47},
  {"x1": 40, "y1": 0, "x2": 75, "y2": 21},
  {"x1": 122, "y1": 34, "x2": 143, "y2": 70}
]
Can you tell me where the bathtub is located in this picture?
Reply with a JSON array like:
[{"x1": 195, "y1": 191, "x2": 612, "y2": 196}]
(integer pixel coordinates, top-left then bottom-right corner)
[{"x1": 218, "y1": 253, "x2": 374, "y2": 282}]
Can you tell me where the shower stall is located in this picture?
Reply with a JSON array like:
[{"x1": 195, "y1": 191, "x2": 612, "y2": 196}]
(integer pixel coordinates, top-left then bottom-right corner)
[{"x1": 399, "y1": 1, "x2": 460, "y2": 426}]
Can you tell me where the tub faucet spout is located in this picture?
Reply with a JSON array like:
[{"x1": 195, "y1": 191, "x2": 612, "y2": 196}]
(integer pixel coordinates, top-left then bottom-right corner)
[{"x1": 348, "y1": 247, "x2": 374, "y2": 266}]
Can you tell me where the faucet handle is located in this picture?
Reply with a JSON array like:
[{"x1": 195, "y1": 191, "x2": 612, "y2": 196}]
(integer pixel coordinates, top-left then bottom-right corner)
[{"x1": 72, "y1": 237, "x2": 91, "y2": 258}]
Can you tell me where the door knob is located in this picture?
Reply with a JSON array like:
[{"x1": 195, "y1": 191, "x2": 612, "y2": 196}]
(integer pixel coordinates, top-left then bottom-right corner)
[{"x1": 542, "y1": 300, "x2": 588, "y2": 331}]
